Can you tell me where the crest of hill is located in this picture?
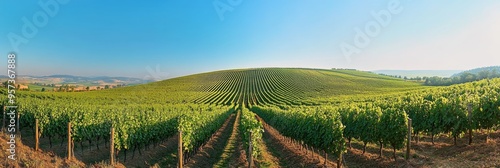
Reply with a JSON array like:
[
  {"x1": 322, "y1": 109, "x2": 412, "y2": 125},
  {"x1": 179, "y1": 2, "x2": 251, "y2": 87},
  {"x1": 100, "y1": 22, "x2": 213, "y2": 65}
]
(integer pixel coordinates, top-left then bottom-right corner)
[{"x1": 155, "y1": 67, "x2": 418, "y2": 85}]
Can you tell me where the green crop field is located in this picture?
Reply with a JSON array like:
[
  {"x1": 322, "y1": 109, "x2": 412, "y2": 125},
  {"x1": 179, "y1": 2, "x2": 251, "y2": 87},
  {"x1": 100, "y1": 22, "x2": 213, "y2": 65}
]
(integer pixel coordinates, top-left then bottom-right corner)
[
  {"x1": 84, "y1": 68, "x2": 424, "y2": 105},
  {"x1": 1, "y1": 68, "x2": 499, "y2": 167}
]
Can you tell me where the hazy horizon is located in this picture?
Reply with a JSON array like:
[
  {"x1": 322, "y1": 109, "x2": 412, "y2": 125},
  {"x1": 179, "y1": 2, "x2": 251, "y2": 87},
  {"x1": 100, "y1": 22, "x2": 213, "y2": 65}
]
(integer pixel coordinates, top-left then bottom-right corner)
[
  {"x1": 0, "y1": 68, "x2": 472, "y2": 82},
  {"x1": 1, "y1": 1, "x2": 499, "y2": 80}
]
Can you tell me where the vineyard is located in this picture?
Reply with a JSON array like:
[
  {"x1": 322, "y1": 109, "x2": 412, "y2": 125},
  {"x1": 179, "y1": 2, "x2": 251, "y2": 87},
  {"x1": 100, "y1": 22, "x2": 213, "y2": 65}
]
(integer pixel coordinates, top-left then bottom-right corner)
[{"x1": 1, "y1": 68, "x2": 499, "y2": 167}]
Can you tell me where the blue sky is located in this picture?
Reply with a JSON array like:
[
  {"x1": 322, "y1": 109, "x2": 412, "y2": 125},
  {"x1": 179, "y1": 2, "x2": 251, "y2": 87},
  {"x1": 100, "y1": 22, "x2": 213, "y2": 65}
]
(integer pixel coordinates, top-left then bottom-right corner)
[{"x1": 1, "y1": 0, "x2": 499, "y2": 79}]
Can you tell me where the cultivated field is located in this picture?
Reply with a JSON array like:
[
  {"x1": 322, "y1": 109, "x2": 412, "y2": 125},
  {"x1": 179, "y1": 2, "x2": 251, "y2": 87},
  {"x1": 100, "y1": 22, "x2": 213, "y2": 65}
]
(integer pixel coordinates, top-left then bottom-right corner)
[{"x1": 1, "y1": 68, "x2": 498, "y2": 167}]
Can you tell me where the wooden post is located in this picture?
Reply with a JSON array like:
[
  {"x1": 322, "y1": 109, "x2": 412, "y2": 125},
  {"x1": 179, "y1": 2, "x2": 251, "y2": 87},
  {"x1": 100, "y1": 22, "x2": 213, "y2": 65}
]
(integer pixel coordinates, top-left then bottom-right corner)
[
  {"x1": 406, "y1": 118, "x2": 412, "y2": 160},
  {"x1": 35, "y1": 119, "x2": 39, "y2": 151},
  {"x1": 178, "y1": 131, "x2": 183, "y2": 168},
  {"x1": 16, "y1": 113, "x2": 20, "y2": 137},
  {"x1": 311, "y1": 147, "x2": 314, "y2": 157},
  {"x1": 2, "y1": 106, "x2": 5, "y2": 132},
  {"x1": 337, "y1": 152, "x2": 342, "y2": 168},
  {"x1": 324, "y1": 150, "x2": 328, "y2": 165},
  {"x1": 467, "y1": 103, "x2": 472, "y2": 145},
  {"x1": 67, "y1": 122, "x2": 72, "y2": 160},
  {"x1": 72, "y1": 141, "x2": 75, "y2": 159},
  {"x1": 248, "y1": 131, "x2": 253, "y2": 168},
  {"x1": 110, "y1": 126, "x2": 115, "y2": 165}
]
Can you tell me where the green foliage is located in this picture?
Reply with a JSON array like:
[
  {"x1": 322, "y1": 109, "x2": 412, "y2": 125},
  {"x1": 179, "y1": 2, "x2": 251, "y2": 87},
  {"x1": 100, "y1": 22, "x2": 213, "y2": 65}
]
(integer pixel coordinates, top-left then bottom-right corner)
[
  {"x1": 239, "y1": 107, "x2": 263, "y2": 158},
  {"x1": 339, "y1": 103, "x2": 407, "y2": 151},
  {"x1": 252, "y1": 106, "x2": 346, "y2": 157},
  {"x1": 177, "y1": 106, "x2": 234, "y2": 152},
  {"x1": 380, "y1": 107, "x2": 407, "y2": 150},
  {"x1": 401, "y1": 78, "x2": 500, "y2": 140},
  {"x1": 17, "y1": 97, "x2": 232, "y2": 152},
  {"x1": 4, "y1": 68, "x2": 499, "y2": 162}
]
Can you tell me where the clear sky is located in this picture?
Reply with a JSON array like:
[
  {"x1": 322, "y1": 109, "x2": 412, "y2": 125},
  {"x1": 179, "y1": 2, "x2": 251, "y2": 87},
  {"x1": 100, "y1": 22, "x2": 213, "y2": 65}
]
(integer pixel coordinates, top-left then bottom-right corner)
[{"x1": 1, "y1": 0, "x2": 499, "y2": 79}]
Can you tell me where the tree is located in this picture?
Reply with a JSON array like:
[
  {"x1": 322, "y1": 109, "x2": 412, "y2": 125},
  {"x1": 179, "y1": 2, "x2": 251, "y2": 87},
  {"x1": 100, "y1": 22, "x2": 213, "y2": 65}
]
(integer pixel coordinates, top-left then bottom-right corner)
[
  {"x1": 460, "y1": 72, "x2": 476, "y2": 83},
  {"x1": 41, "y1": 88, "x2": 46, "y2": 92},
  {"x1": 105, "y1": 85, "x2": 110, "y2": 89},
  {"x1": 424, "y1": 78, "x2": 430, "y2": 85},
  {"x1": 478, "y1": 70, "x2": 490, "y2": 80},
  {"x1": 489, "y1": 69, "x2": 499, "y2": 78},
  {"x1": 86, "y1": 86, "x2": 90, "y2": 91}
]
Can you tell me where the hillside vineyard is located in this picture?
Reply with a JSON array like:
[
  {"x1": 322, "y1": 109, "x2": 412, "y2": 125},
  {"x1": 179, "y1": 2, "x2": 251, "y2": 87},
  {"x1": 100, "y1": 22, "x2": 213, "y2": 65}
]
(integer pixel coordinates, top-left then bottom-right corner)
[{"x1": 2, "y1": 68, "x2": 499, "y2": 166}]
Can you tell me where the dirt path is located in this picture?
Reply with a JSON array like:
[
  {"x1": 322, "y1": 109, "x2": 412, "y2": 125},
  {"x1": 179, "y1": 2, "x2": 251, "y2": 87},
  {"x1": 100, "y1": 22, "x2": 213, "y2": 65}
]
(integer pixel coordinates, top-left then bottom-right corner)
[
  {"x1": 186, "y1": 110, "x2": 280, "y2": 168},
  {"x1": 120, "y1": 133, "x2": 179, "y2": 167},
  {"x1": 254, "y1": 136, "x2": 280, "y2": 168},
  {"x1": 413, "y1": 131, "x2": 500, "y2": 168},
  {"x1": 213, "y1": 111, "x2": 249, "y2": 167},
  {"x1": 257, "y1": 116, "x2": 338, "y2": 168},
  {"x1": 185, "y1": 113, "x2": 239, "y2": 167},
  {"x1": 343, "y1": 131, "x2": 500, "y2": 168}
]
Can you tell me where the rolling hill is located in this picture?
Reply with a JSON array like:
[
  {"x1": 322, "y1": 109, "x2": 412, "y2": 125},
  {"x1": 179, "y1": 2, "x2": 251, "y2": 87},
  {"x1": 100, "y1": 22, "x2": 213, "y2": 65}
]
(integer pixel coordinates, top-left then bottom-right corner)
[
  {"x1": 10, "y1": 68, "x2": 425, "y2": 107},
  {"x1": 105, "y1": 68, "x2": 425, "y2": 106},
  {"x1": 7, "y1": 68, "x2": 427, "y2": 107}
]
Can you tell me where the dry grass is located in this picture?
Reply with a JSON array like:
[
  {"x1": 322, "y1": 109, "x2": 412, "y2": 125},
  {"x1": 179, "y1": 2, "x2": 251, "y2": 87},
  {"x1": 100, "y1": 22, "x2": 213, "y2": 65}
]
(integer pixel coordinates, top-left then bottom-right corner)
[{"x1": 0, "y1": 132, "x2": 85, "y2": 168}]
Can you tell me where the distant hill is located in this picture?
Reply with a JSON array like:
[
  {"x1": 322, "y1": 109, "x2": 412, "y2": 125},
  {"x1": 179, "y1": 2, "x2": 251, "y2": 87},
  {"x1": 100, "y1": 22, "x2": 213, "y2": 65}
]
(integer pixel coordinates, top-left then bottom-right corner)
[
  {"x1": 43, "y1": 75, "x2": 150, "y2": 84},
  {"x1": 1, "y1": 75, "x2": 151, "y2": 86},
  {"x1": 371, "y1": 70, "x2": 462, "y2": 78},
  {"x1": 420, "y1": 66, "x2": 500, "y2": 86},
  {"x1": 451, "y1": 66, "x2": 500, "y2": 78}
]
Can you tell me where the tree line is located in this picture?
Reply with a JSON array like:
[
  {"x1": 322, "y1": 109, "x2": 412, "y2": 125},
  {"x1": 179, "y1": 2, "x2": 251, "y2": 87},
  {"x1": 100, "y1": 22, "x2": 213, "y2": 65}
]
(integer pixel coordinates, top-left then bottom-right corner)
[{"x1": 379, "y1": 69, "x2": 500, "y2": 86}]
